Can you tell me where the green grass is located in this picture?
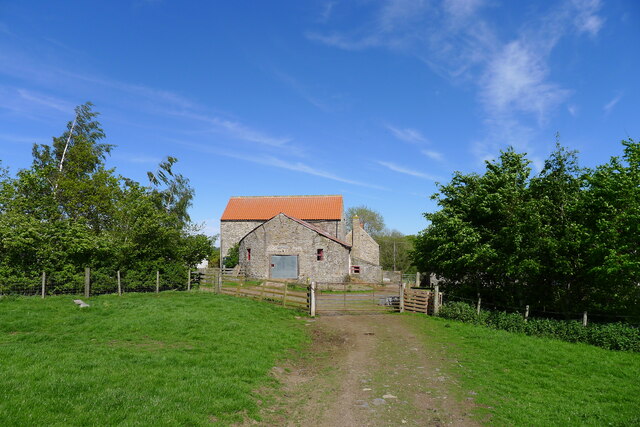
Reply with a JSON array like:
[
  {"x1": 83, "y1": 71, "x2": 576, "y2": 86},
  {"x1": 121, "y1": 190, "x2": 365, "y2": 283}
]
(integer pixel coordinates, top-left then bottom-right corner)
[
  {"x1": 0, "y1": 292, "x2": 308, "y2": 426},
  {"x1": 405, "y1": 315, "x2": 640, "y2": 426}
]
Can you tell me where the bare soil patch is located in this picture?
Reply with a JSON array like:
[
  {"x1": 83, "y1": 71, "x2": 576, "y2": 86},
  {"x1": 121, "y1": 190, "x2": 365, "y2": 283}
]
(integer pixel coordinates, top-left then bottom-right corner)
[{"x1": 259, "y1": 314, "x2": 479, "y2": 426}]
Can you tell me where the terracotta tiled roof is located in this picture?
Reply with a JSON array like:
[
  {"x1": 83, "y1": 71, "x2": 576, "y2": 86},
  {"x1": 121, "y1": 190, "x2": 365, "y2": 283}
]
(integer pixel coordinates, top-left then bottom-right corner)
[{"x1": 221, "y1": 195, "x2": 343, "y2": 221}]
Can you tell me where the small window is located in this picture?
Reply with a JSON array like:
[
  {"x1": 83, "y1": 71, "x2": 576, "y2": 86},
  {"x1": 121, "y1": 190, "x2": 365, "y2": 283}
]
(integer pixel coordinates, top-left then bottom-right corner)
[
  {"x1": 351, "y1": 266, "x2": 360, "y2": 274},
  {"x1": 247, "y1": 248, "x2": 251, "y2": 261},
  {"x1": 316, "y1": 249, "x2": 324, "y2": 261}
]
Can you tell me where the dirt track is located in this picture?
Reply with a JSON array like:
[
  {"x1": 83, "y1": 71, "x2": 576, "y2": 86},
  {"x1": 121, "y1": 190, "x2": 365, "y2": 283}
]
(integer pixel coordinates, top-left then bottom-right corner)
[{"x1": 261, "y1": 314, "x2": 479, "y2": 426}]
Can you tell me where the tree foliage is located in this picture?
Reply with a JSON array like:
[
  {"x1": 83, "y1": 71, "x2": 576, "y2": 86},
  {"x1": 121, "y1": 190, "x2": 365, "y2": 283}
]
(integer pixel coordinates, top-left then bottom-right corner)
[
  {"x1": 345, "y1": 205, "x2": 385, "y2": 235},
  {"x1": 376, "y1": 229, "x2": 415, "y2": 273},
  {"x1": 0, "y1": 103, "x2": 213, "y2": 293},
  {"x1": 413, "y1": 140, "x2": 640, "y2": 319}
]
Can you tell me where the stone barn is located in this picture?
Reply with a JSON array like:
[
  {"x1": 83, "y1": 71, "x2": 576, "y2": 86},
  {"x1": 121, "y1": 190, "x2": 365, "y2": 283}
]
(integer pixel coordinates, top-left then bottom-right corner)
[
  {"x1": 220, "y1": 195, "x2": 344, "y2": 259},
  {"x1": 239, "y1": 213, "x2": 351, "y2": 283},
  {"x1": 220, "y1": 195, "x2": 382, "y2": 283}
]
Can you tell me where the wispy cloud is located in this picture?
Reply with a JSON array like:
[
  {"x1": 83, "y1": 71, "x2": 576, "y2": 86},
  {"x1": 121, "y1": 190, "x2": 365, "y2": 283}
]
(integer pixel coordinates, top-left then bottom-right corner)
[
  {"x1": 319, "y1": 1, "x2": 336, "y2": 23},
  {"x1": 271, "y1": 68, "x2": 348, "y2": 112},
  {"x1": 386, "y1": 125, "x2": 427, "y2": 144},
  {"x1": 421, "y1": 150, "x2": 444, "y2": 162},
  {"x1": 480, "y1": 41, "x2": 570, "y2": 122},
  {"x1": 573, "y1": 0, "x2": 604, "y2": 36},
  {"x1": 377, "y1": 161, "x2": 440, "y2": 180},
  {"x1": 176, "y1": 140, "x2": 386, "y2": 190},
  {"x1": 604, "y1": 93, "x2": 623, "y2": 115},
  {"x1": 16, "y1": 89, "x2": 73, "y2": 113},
  {"x1": 0, "y1": 49, "x2": 299, "y2": 153},
  {"x1": 309, "y1": 0, "x2": 604, "y2": 163}
]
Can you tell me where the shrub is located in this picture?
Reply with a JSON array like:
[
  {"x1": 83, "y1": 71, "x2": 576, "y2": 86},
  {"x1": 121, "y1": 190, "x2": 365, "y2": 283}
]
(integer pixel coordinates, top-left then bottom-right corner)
[
  {"x1": 437, "y1": 301, "x2": 640, "y2": 352},
  {"x1": 437, "y1": 301, "x2": 479, "y2": 323}
]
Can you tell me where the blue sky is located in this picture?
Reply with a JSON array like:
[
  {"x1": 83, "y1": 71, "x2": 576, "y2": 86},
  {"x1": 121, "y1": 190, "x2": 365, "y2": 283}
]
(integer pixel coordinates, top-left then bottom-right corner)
[{"x1": 1, "y1": 0, "x2": 638, "y2": 236}]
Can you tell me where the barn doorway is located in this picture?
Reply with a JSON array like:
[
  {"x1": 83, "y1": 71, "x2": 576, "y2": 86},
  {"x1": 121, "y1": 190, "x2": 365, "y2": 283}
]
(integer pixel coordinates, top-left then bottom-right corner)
[{"x1": 270, "y1": 255, "x2": 298, "y2": 279}]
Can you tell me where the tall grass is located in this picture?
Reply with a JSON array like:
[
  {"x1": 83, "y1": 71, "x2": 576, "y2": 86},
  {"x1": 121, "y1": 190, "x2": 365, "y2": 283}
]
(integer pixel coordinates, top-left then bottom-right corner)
[
  {"x1": 406, "y1": 315, "x2": 640, "y2": 426},
  {"x1": 0, "y1": 292, "x2": 307, "y2": 425}
]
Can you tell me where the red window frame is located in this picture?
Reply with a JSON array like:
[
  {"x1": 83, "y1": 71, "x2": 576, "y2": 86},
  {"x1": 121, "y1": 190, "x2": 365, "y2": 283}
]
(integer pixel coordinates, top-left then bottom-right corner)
[
  {"x1": 351, "y1": 265, "x2": 360, "y2": 274},
  {"x1": 316, "y1": 249, "x2": 324, "y2": 261},
  {"x1": 247, "y1": 248, "x2": 251, "y2": 261}
]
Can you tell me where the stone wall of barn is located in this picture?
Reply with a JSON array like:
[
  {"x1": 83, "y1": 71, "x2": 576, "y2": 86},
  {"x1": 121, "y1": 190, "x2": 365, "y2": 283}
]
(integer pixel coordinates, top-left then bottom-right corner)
[
  {"x1": 221, "y1": 219, "x2": 343, "y2": 258},
  {"x1": 345, "y1": 217, "x2": 380, "y2": 266},
  {"x1": 239, "y1": 214, "x2": 350, "y2": 283},
  {"x1": 220, "y1": 220, "x2": 263, "y2": 258},
  {"x1": 349, "y1": 257, "x2": 383, "y2": 283},
  {"x1": 306, "y1": 219, "x2": 344, "y2": 240}
]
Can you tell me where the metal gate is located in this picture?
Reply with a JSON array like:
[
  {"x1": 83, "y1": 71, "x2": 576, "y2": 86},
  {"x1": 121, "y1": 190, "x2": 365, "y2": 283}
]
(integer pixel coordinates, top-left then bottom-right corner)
[
  {"x1": 315, "y1": 282, "x2": 401, "y2": 314},
  {"x1": 270, "y1": 255, "x2": 298, "y2": 279}
]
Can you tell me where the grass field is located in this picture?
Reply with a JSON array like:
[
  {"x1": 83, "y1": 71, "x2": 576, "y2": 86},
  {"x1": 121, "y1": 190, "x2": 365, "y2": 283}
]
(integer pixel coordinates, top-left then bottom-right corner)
[
  {"x1": 405, "y1": 314, "x2": 640, "y2": 426},
  {"x1": 0, "y1": 292, "x2": 308, "y2": 425}
]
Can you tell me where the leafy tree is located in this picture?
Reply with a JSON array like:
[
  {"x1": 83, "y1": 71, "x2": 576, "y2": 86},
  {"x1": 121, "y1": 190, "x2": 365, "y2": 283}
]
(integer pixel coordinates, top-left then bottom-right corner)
[
  {"x1": 224, "y1": 243, "x2": 239, "y2": 268},
  {"x1": 345, "y1": 205, "x2": 385, "y2": 235},
  {"x1": 412, "y1": 139, "x2": 640, "y2": 319},
  {"x1": 376, "y1": 229, "x2": 415, "y2": 272},
  {"x1": 0, "y1": 103, "x2": 215, "y2": 294},
  {"x1": 147, "y1": 156, "x2": 194, "y2": 225}
]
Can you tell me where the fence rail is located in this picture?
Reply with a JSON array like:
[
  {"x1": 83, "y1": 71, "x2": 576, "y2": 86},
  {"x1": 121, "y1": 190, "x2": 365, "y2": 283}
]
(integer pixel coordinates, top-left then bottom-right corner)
[{"x1": 0, "y1": 267, "x2": 201, "y2": 298}]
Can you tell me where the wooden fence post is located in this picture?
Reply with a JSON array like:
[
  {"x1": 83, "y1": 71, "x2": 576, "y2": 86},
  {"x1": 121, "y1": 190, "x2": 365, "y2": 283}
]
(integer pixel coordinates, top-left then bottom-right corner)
[
  {"x1": 156, "y1": 271, "x2": 160, "y2": 293},
  {"x1": 399, "y1": 282, "x2": 405, "y2": 313},
  {"x1": 283, "y1": 283, "x2": 288, "y2": 306},
  {"x1": 41, "y1": 271, "x2": 46, "y2": 299},
  {"x1": 309, "y1": 282, "x2": 316, "y2": 317},
  {"x1": 187, "y1": 268, "x2": 191, "y2": 291},
  {"x1": 260, "y1": 283, "x2": 265, "y2": 300},
  {"x1": 582, "y1": 311, "x2": 588, "y2": 327},
  {"x1": 524, "y1": 305, "x2": 530, "y2": 322},
  {"x1": 84, "y1": 267, "x2": 90, "y2": 298},
  {"x1": 117, "y1": 270, "x2": 122, "y2": 296},
  {"x1": 476, "y1": 294, "x2": 481, "y2": 315},
  {"x1": 433, "y1": 284, "x2": 440, "y2": 316},
  {"x1": 415, "y1": 271, "x2": 420, "y2": 287}
]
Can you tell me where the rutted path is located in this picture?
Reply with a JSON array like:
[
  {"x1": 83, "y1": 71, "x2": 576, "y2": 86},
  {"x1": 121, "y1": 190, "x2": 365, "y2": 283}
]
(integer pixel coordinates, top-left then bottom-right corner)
[{"x1": 261, "y1": 315, "x2": 480, "y2": 426}]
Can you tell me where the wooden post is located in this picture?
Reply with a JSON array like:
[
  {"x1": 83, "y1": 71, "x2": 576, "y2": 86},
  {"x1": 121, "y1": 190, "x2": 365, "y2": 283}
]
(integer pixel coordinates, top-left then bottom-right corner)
[
  {"x1": 84, "y1": 267, "x2": 90, "y2": 298},
  {"x1": 236, "y1": 279, "x2": 241, "y2": 296},
  {"x1": 476, "y1": 294, "x2": 481, "y2": 315},
  {"x1": 217, "y1": 269, "x2": 222, "y2": 293},
  {"x1": 117, "y1": 270, "x2": 122, "y2": 296},
  {"x1": 309, "y1": 282, "x2": 316, "y2": 317},
  {"x1": 524, "y1": 305, "x2": 530, "y2": 322},
  {"x1": 260, "y1": 283, "x2": 265, "y2": 300},
  {"x1": 416, "y1": 272, "x2": 420, "y2": 287},
  {"x1": 283, "y1": 283, "x2": 288, "y2": 306},
  {"x1": 156, "y1": 270, "x2": 160, "y2": 293},
  {"x1": 187, "y1": 268, "x2": 191, "y2": 291},
  {"x1": 433, "y1": 284, "x2": 440, "y2": 316},
  {"x1": 582, "y1": 311, "x2": 588, "y2": 327},
  {"x1": 41, "y1": 271, "x2": 46, "y2": 299},
  {"x1": 399, "y1": 282, "x2": 406, "y2": 313}
]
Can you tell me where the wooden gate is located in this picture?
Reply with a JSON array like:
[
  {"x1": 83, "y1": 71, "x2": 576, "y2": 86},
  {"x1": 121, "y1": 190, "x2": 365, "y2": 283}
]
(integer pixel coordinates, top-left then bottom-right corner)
[
  {"x1": 402, "y1": 287, "x2": 443, "y2": 314},
  {"x1": 315, "y1": 282, "x2": 401, "y2": 314}
]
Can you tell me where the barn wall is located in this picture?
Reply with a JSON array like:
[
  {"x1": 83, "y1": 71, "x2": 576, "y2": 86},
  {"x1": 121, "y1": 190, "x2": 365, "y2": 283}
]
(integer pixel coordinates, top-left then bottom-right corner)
[
  {"x1": 345, "y1": 218, "x2": 380, "y2": 266},
  {"x1": 239, "y1": 214, "x2": 350, "y2": 283},
  {"x1": 220, "y1": 220, "x2": 263, "y2": 258},
  {"x1": 306, "y1": 220, "x2": 343, "y2": 240}
]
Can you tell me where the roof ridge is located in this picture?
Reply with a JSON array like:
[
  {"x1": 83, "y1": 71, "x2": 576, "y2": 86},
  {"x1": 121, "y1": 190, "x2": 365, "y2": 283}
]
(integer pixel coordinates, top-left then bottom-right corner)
[{"x1": 229, "y1": 195, "x2": 342, "y2": 198}]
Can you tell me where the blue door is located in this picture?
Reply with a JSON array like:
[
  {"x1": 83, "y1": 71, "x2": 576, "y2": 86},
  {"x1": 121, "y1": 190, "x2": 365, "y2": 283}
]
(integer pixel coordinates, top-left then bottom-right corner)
[{"x1": 270, "y1": 255, "x2": 298, "y2": 279}]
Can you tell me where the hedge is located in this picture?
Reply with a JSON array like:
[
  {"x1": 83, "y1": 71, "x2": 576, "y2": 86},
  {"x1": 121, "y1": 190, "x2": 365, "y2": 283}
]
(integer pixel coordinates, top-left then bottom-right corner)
[{"x1": 437, "y1": 301, "x2": 640, "y2": 352}]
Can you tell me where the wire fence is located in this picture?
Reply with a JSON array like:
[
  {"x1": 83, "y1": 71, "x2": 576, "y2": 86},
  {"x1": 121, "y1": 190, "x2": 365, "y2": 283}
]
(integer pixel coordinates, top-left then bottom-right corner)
[
  {"x1": 444, "y1": 293, "x2": 640, "y2": 327},
  {"x1": 0, "y1": 267, "x2": 203, "y2": 298}
]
